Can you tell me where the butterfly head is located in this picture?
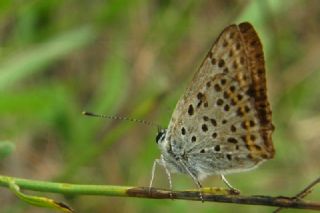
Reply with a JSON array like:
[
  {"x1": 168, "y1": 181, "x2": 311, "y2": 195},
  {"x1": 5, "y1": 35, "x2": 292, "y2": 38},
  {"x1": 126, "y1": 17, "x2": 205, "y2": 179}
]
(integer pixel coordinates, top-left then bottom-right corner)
[{"x1": 155, "y1": 128, "x2": 167, "y2": 144}]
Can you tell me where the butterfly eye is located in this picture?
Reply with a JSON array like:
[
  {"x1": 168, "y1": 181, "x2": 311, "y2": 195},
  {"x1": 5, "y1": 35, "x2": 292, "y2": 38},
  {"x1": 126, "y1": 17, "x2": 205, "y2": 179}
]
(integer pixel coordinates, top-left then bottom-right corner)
[{"x1": 155, "y1": 129, "x2": 166, "y2": 144}]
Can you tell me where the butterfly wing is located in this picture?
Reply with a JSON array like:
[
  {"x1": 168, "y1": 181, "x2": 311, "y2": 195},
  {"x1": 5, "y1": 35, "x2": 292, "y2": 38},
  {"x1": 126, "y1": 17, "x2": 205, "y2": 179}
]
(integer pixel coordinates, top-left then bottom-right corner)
[{"x1": 165, "y1": 22, "x2": 274, "y2": 176}]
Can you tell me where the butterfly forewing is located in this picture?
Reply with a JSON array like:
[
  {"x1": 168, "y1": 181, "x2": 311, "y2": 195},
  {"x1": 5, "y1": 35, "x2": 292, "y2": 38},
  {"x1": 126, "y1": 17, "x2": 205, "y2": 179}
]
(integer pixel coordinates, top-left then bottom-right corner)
[{"x1": 165, "y1": 22, "x2": 274, "y2": 175}]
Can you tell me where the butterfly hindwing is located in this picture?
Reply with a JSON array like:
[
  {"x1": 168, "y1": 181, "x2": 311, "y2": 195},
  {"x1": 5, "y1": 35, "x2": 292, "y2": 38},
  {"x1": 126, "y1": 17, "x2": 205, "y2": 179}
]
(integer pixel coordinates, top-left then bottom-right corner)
[{"x1": 164, "y1": 22, "x2": 274, "y2": 175}]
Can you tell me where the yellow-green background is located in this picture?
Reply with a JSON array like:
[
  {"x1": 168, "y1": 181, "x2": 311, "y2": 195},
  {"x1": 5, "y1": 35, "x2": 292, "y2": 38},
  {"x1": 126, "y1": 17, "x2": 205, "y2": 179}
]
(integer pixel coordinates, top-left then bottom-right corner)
[{"x1": 0, "y1": 0, "x2": 319, "y2": 212}]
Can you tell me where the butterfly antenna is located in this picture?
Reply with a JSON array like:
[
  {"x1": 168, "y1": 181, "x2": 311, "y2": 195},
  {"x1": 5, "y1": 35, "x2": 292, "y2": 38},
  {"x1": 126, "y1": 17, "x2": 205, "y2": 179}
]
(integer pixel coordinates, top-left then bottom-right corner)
[{"x1": 82, "y1": 111, "x2": 162, "y2": 129}]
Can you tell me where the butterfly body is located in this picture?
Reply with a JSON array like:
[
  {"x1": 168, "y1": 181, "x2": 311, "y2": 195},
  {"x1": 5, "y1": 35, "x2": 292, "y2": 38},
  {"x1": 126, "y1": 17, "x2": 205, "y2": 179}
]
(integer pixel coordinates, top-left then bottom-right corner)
[{"x1": 153, "y1": 22, "x2": 274, "y2": 189}]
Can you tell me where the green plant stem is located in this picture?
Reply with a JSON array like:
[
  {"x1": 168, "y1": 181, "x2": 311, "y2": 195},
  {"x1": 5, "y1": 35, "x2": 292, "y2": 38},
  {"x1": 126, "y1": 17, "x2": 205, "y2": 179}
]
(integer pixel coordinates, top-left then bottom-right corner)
[
  {"x1": 0, "y1": 175, "x2": 127, "y2": 196},
  {"x1": 0, "y1": 175, "x2": 319, "y2": 211}
]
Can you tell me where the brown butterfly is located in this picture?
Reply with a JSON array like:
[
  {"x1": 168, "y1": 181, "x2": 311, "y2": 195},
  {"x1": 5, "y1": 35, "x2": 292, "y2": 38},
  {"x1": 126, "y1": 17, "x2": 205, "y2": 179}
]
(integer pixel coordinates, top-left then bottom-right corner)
[{"x1": 151, "y1": 22, "x2": 275, "y2": 197}]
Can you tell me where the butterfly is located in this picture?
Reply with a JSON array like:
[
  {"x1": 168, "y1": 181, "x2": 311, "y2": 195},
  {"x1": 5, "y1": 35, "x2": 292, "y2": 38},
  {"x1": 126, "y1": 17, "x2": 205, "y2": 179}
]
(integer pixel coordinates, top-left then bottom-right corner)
[{"x1": 150, "y1": 22, "x2": 275, "y2": 197}]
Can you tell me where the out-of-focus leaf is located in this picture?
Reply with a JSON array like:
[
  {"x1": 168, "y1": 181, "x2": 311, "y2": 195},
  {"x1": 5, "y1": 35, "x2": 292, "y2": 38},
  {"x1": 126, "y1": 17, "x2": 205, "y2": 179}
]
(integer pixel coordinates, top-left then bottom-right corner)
[
  {"x1": 0, "y1": 141, "x2": 15, "y2": 160},
  {"x1": 0, "y1": 26, "x2": 96, "y2": 91}
]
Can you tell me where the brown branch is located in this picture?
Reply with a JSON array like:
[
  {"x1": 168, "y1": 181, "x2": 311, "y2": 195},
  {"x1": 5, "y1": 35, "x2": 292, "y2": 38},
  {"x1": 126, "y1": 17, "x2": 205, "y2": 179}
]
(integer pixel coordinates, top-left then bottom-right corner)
[
  {"x1": 273, "y1": 177, "x2": 320, "y2": 212},
  {"x1": 127, "y1": 187, "x2": 320, "y2": 211}
]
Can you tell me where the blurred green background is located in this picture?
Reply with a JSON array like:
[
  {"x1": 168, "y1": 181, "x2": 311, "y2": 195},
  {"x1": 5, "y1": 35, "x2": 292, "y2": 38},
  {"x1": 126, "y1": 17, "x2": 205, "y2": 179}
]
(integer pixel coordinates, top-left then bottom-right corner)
[{"x1": 0, "y1": 0, "x2": 319, "y2": 212}]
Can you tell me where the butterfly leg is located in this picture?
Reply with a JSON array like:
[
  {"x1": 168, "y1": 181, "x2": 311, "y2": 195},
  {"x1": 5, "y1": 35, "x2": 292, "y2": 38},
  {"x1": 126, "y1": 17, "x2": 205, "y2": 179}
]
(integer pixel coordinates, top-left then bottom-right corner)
[
  {"x1": 160, "y1": 155, "x2": 174, "y2": 199},
  {"x1": 188, "y1": 172, "x2": 204, "y2": 202},
  {"x1": 149, "y1": 158, "x2": 160, "y2": 192},
  {"x1": 149, "y1": 156, "x2": 174, "y2": 199},
  {"x1": 179, "y1": 160, "x2": 204, "y2": 202},
  {"x1": 220, "y1": 174, "x2": 240, "y2": 193}
]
